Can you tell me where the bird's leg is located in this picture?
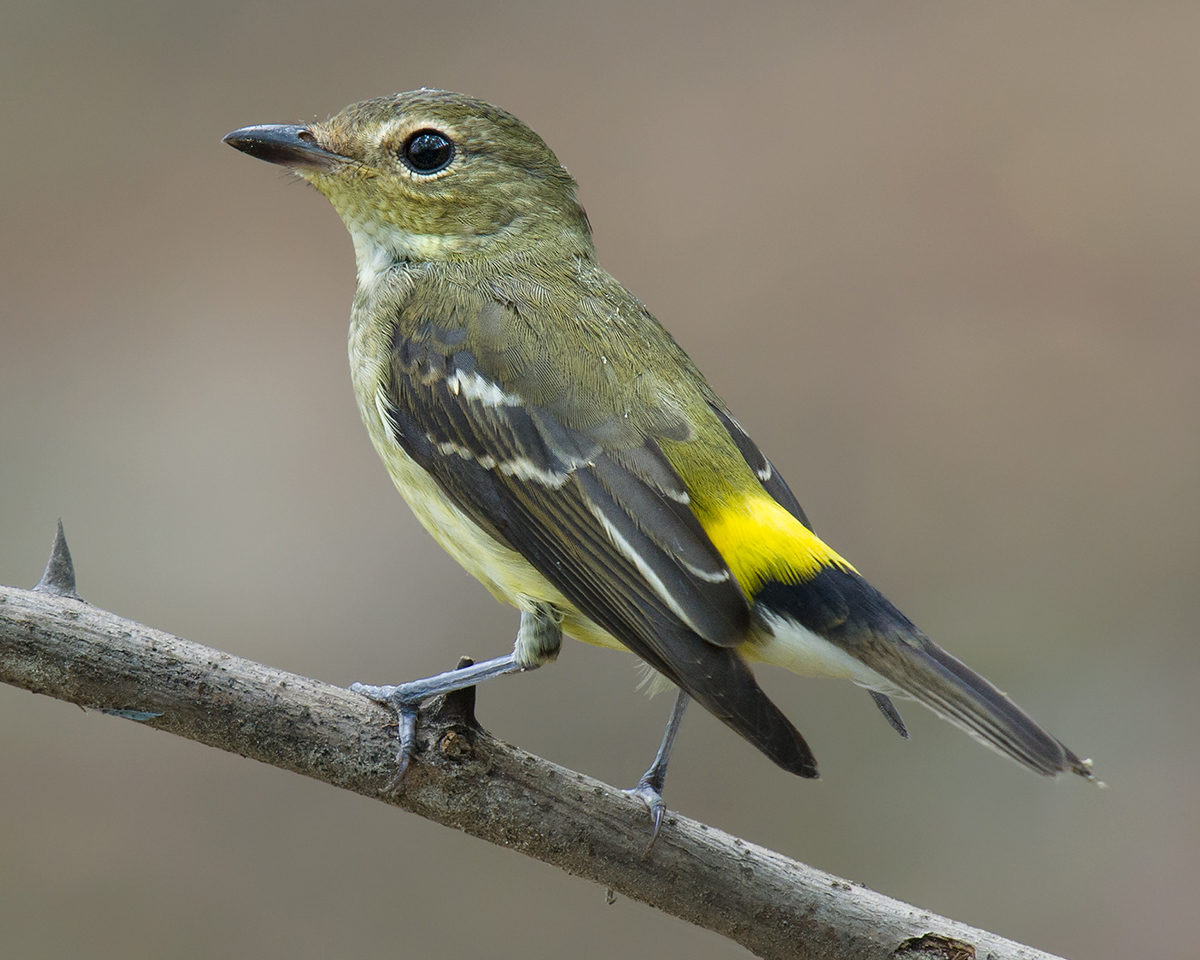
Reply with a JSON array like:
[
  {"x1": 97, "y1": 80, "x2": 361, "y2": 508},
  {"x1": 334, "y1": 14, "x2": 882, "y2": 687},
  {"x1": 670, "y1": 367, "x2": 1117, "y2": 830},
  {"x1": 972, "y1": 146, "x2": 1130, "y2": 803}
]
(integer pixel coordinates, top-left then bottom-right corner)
[
  {"x1": 626, "y1": 688, "x2": 690, "y2": 853},
  {"x1": 351, "y1": 604, "x2": 562, "y2": 789},
  {"x1": 352, "y1": 654, "x2": 527, "y2": 787}
]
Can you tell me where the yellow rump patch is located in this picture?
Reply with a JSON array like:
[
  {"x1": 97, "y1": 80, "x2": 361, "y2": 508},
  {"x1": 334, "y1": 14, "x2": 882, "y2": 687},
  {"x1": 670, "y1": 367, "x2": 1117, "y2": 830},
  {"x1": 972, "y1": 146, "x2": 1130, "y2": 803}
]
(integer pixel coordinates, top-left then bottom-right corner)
[{"x1": 699, "y1": 493, "x2": 856, "y2": 595}]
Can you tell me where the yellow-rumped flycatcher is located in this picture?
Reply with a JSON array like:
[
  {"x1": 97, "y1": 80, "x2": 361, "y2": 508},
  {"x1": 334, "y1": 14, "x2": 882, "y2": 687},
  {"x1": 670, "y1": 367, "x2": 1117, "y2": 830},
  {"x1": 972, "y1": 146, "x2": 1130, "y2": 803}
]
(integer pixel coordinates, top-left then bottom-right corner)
[{"x1": 224, "y1": 90, "x2": 1093, "y2": 827}]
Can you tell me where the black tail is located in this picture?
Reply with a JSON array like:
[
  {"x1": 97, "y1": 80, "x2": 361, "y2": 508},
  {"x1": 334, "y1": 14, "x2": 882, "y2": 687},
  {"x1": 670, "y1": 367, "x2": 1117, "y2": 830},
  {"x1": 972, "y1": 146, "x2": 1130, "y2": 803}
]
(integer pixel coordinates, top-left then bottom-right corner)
[
  {"x1": 892, "y1": 639, "x2": 1094, "y2": 778},
  {"x1": 757, "y1": 567, "x2": 1095, "y2": 781}
]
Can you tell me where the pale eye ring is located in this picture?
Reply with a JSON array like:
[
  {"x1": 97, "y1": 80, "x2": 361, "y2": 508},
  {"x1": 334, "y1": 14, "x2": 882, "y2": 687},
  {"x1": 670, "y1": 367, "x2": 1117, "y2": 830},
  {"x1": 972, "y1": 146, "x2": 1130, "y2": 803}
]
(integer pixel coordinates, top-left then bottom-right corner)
[{"x1": 400, "y1": 129, "x2": 455, "y2": 174}]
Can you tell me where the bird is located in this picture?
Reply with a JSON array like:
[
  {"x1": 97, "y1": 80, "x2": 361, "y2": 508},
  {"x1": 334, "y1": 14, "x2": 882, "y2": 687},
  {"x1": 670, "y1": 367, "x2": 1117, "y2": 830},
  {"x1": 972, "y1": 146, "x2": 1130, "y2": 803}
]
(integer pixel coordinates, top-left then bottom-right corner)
[{"x1": 223, "y1": 89, "x2": 1094, "y2": 833}]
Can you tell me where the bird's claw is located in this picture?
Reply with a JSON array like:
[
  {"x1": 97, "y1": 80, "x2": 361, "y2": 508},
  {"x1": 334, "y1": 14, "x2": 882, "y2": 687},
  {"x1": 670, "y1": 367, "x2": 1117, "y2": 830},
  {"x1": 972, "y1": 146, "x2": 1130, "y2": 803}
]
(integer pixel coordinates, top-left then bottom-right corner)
[
  {"x1": 625, "y1": 778, "x2": 669, "y2": 856},
  {"x1": 350, "y1": 682, "x2": 425, "y2": 792}
]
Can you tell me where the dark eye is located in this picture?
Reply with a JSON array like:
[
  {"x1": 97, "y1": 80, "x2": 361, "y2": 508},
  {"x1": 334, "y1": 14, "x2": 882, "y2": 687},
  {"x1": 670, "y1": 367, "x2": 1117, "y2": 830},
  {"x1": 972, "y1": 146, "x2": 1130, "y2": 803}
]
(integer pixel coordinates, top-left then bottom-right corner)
[{"x1": 400, "y1": 129, "x2": 454, "y2": 174}]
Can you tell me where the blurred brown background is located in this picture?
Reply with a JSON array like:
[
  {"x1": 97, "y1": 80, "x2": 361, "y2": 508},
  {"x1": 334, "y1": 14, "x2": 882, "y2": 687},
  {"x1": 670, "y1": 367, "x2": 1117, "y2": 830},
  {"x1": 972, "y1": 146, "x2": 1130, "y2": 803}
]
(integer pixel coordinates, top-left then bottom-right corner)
[{"x1": 2, "y1": 3, "x2": 1196, "y2": 958}]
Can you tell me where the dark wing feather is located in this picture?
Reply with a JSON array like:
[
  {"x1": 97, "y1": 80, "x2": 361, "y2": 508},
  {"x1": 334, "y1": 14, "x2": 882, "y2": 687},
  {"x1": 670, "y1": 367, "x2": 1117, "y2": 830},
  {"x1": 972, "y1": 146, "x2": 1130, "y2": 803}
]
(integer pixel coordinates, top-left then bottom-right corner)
[
  {"x1": 709, "y1": 404, "x2": 812, "y2": 528},
  {"x1": 382, "y1": 322, "x2": 817, "y2": 776}
]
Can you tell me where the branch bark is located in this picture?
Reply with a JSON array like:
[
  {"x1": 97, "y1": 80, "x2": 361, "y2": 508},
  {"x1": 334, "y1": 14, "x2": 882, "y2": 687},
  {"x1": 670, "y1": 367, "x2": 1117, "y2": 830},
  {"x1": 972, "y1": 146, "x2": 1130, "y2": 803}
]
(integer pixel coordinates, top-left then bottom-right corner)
[{"x1": 0, "y1": 529, "x2": 1063, "y2": 960}]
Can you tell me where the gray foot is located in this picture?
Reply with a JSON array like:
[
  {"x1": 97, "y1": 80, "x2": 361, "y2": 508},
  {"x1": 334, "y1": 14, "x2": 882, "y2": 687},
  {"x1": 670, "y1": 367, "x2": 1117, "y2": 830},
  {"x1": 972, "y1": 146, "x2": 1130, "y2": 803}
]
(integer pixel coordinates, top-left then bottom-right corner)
[
  {"x1": 625, "y1": 689, "x2": 690, "y2": 854},
  {"x1": 351, "y1": 652, "x2": 536, "y2": 790}
]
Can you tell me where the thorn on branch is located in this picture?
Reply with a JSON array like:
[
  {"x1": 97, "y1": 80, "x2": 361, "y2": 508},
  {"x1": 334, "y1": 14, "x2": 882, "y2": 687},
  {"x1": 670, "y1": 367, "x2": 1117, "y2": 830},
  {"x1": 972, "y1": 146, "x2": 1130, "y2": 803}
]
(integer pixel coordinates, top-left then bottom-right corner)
[
  {"x1": 34, "y1": 519, "x2": 81, "y2": 600},
  {"x1": 438, "y1": 656, "x2": 480, "y2": 722},
  {"x1": 428, "y1": 656, "x2": 483, "y2": 764}
]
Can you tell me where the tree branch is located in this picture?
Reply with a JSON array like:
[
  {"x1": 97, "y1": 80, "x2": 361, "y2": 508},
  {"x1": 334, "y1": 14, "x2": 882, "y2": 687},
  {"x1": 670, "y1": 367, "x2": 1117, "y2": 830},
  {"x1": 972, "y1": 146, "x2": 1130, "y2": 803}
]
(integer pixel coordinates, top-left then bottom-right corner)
[{"x1": 1, "y1": 527, "x2": 1062, "y2": 960}]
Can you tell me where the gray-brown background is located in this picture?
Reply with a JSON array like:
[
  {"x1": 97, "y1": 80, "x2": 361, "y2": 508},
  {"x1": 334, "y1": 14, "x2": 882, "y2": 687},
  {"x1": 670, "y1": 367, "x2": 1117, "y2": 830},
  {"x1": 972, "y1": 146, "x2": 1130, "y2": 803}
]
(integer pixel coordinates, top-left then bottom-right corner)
[{"x1": 2, "y1": 3, "x2": 1195, "y2": 958}]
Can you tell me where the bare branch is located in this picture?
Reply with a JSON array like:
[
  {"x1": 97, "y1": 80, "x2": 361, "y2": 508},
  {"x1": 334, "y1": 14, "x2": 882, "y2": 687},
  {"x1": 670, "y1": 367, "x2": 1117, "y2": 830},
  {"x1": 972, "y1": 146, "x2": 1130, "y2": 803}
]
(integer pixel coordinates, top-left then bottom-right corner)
[{"x1": 0, "y1": 532, "x2": 1063, "y2": 960}]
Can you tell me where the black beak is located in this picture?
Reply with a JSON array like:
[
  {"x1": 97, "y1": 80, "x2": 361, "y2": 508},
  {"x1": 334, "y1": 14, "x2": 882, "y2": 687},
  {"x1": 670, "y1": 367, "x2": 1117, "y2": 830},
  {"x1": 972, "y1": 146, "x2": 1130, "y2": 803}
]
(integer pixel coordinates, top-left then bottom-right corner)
[{"x1": 222, "y1": 124, "x2": 345, "y2": 172}]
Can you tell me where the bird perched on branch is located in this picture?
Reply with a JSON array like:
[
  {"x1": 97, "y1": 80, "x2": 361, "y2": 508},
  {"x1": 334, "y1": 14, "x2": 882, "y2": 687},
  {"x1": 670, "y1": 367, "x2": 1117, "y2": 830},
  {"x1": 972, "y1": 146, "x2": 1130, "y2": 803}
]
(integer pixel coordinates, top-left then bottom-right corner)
[{"x1": 225, "y1": 90, "x2": 1094, "y2": 835}]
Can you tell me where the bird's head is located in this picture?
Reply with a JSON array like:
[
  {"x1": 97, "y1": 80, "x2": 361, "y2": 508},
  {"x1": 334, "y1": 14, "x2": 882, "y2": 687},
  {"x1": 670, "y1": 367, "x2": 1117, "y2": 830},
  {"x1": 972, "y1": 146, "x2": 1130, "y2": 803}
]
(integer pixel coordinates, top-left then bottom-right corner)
[{"x1": 224, "y1": 89, "x2": 592, "y2": 267}]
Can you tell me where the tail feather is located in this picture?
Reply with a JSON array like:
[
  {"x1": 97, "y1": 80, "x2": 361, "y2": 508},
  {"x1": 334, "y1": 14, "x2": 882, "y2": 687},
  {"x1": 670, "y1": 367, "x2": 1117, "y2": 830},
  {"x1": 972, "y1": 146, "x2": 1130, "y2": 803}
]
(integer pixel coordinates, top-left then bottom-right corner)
[
  {"x1": 868, "y1": 690, "x2": 909, "y2": 739},
  {"x1": 896, "y1": 640, "x2": 1093, "y2": 778},
  {"x1": 755, "y1": 568, "x2": 1095, "y2": 781}
]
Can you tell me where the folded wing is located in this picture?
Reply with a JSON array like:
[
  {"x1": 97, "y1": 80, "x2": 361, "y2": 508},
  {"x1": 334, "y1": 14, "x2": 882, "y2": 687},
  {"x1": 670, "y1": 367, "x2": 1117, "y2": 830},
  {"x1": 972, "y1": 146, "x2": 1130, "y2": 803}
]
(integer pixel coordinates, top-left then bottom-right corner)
[{"x1": 377, "y1": 309, "x2": 818, "y2": 776}]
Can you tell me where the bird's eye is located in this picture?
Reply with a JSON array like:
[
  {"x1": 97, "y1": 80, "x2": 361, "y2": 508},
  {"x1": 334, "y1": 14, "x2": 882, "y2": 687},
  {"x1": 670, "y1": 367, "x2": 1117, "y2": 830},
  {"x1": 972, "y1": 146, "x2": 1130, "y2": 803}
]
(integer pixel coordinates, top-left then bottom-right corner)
[{"x1": 400, "y1": 129, "x2": 455, "y2": 174}]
